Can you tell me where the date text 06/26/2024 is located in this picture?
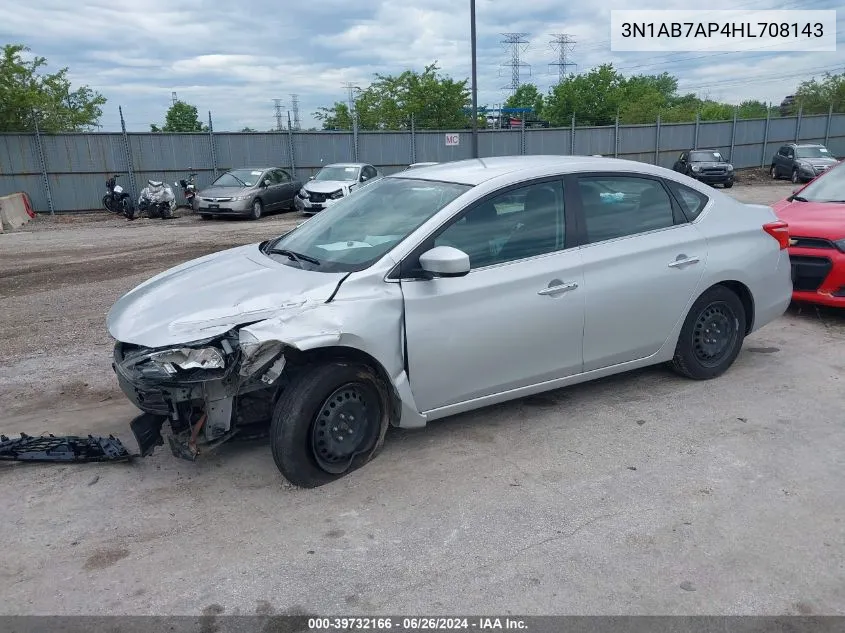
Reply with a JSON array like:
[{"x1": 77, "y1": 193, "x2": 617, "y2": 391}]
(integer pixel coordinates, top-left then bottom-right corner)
[{"x1": 610, "y1": 9, "x2": 837, "y2": 52}]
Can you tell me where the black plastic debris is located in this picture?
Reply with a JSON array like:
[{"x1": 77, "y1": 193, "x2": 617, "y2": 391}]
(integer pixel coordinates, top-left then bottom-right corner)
[{"x1": 0, "y1": 433, "x2": 133, "y2": 462}]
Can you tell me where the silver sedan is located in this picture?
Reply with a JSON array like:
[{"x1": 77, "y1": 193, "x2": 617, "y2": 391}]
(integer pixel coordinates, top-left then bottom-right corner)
[{"x1": 107, "y1": 156, "x2": 793, "y2": 487}]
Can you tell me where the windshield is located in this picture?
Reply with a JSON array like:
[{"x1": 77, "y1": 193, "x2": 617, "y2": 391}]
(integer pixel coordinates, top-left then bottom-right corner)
[
  {"x1": 792, "y1": 160, "x2": 845, "y2": 202},
  {"x1": 795, "y1": 146, "x2": 831, "y2": 159},
  {"x1": 212, "y1": 169, "x2": 264, "y2": 187},
  {"x1": 690, "y1": 151, "x2": 723, "y2": 162},
  {"x1": 265, "y1": 177, "x2": 471, "y2": 272},
  {"x1": 315, "y1": 166, "x2": 360, "y2": 181}
]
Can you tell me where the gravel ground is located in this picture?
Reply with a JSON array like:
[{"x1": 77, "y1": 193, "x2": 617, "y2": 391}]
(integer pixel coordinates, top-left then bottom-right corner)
[{"x1": 2, "y1": 179, "x2": 845, "y2": 617}]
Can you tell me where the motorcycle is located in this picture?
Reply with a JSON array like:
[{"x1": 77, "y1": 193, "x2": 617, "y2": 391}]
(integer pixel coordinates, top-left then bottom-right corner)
[
  {"x1": 102, "y1": 174, "x2": 135, "y2": 218},
  {"x1": 134, "y1": 180, "x2": 176, "y2": 220},
  {"x1": 175, "y1": 172, "x2": 199, "y2": 211}
]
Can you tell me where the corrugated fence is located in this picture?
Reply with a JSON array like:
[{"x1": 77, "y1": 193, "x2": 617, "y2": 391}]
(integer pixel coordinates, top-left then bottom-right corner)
[{"x1": 1, "y1": 112, "x2": 844, "y2": 213}]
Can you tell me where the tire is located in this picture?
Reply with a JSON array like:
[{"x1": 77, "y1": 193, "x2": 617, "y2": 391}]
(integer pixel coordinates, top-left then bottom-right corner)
[
  {"x1": 120, "y1": 197, "x2": 135, "y2": 220},
  {"x1": 270, "y1": 362, "x2": 390, "y2": 488},
  {"x1": 199, "y1": 214, "x2": 212, "y2": 220},
  {"x1": 723, "y1": 181, "x2": 733, "y2": 188},
  {"x1": 770, "y1": 165, "x2": 778, "y2": 179},
  {"x1": 791, "y1": 169, "x2": 800, "y2": 184},
  {"x1": 250, "y1": 199, "x2": 263, "y2": 220},
  {"x1": 102, "y1": 195, "x2": 113, "y2": 212},
  {"x1": 161, "y1": 204, "x2": 174, "y2": 219},
  {"x1": 671, "y1": 285, "x2": 747, "y2": 381}
]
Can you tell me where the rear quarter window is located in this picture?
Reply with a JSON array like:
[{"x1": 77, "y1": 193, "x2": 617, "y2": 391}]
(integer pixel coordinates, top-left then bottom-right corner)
[{"x1": 664, "y1": 179, "x2": 710, "y2": 221}]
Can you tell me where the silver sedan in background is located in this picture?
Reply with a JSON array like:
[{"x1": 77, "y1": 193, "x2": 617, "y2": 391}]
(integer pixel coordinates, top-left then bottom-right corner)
[{"x1": 107, "y1": 156, "x2": 792, "y2": 488}]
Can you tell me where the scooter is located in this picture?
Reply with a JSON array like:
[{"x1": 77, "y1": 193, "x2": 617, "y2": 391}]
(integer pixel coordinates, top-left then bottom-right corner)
[
  {"x1": 102, "y1": 174, "x2": 135, "y2": 218},
  {"x1": 175, "y1": 173, "x2": 198, "y2": 211},
  {"x1": 133, "y1": 180, "x2": 176, "y2": 220}
]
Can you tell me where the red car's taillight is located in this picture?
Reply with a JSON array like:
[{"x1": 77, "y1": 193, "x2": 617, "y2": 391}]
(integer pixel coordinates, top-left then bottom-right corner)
[{"x1": 763, "y1": 220, "x2": 790, "y2": 249}]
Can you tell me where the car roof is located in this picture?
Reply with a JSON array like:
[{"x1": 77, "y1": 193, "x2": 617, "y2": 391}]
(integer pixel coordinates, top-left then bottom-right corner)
[
  {"x1": 322, "y1": 163, "x2": 370, "y2": 168},
  {"x1": 787, "y1": 143, "x2": 824, "y2": 147},
  {"x1": 386, "y1": 155, "x2": 674, "y2": 186},
  {"x1": 228, "y1": 166, "x2": 276, "y2": 171}
]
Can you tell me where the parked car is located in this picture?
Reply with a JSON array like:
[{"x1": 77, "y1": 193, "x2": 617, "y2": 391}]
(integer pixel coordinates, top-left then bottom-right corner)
[
  {"x1": 672, "y1": 149, "x2": 734, "y2": 188},
  {"x1": 771, "y1": 159, "x2": 845, "y2": 308},
  {"x1": 294, "y1": 162, "x2": 381, "y2": 215},
  {"x1": 196, "y1": 167, "x2": 301, "y2": 220},
  {"x1": 770, "y1": 143, "x2": 838, "y2": 184},
  {"x1": 107, "y1": 155, "x2": 792, "y2": 487},
  {"x1": 405, "y1": 162, "x2": 439, "y2": 170}
]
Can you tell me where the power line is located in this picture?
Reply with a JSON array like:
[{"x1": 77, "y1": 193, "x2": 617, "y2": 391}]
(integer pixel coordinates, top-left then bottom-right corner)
[
  {"x1": 273, "y1": 98, "x2": 284, "y2": 131},
  {"x1": 549, "y1": 34, "x2": 576, "y2": 81},
  {"x1": 290, "y1": 94, "x2": 301, "y2": 130},
  {"x1": 501, "y1": 33, "x2": 531, "y2": 93}
]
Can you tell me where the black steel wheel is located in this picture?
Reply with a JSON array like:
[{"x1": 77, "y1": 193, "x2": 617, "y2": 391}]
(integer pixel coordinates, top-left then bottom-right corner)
[
  {"x1": 270, "y1": 362, "x2": 390, "y2": 487},
  {"x1": 671, "y1": 285, "x2": 746, "y2": 380},
  {"x1": 310, "y1": 383, "x2": 380, "y2": 474}
]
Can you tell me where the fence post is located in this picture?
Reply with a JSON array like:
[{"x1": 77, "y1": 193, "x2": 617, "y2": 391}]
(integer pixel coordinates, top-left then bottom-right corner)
[
  {"x1": 352, "y1": 111, "x2": 359, "y2": 162},
  {"x1": 119, "y1": 106, "x2": 137, "y2": 200},
  {"x1": 729, "y1": 107, "x2": 737, "y2": 163},
  {"x1": 31, "y1": 112, "x2": 54, "y2": 215},
  {"x1": 286, "y1": 112, "x2": 296, "y2": 176},
  {"x1": 208, "y1": 111, "x2": 218, "y2": 179},
  {"x1": 654, "y1": 114, "x2": 661, "y2": 165},
  {"x1": 570, "y1": 114, "x2": 575, "y2": 155},
  {"x1": 693, "y1": 111, "x2": 700, "y2": 149},
  {"x1": 410, "y1": 113, "x2": 416, "y2": 164},
  {"x1": 614, "y1": 112, "x2": 620, "y2": 158},
  {"x1": 824, "y1": 103, "x2": 833, "y2": 146},
  {"x1": 520, "y1": 115, "x2": 526, "y2": 155},
  {"x1": 761, "y1": 105, "x2": 771, "y2": 168},
  {"x1": 795, "y1": 104, "x2": 803, "y2": 142}
]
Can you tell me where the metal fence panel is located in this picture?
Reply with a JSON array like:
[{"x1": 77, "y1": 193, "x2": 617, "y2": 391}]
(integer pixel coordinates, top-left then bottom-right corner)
[
  {"x1": 357, "y1": 132, "x2": 412, "y2": 169},
  {"x1": 2, "y1": 114, "x2": 844, "y2": 212},
  {"x1": 479, "y1": 129, "x2": 521, "y2": 157},
  {"x1": 524, "y1": 129, "x2": 570, "y2": 155}
]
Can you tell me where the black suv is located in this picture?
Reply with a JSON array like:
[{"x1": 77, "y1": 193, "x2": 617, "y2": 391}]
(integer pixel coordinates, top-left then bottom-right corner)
[
  {"x1": 770, "y1": 143, "x2": 838, "y2": 183},
  {"x1": 672, "y1": 149, "x2": 735, "y2": 188}
]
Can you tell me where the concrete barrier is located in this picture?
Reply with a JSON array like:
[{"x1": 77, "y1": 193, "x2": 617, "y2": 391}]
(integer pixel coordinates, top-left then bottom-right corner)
[{"x1": 0, "y1": 192, "x2": 36, "y2": 232}]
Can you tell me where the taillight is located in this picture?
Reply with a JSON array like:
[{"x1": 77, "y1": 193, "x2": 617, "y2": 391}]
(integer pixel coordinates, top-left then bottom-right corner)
[{"x1": 763, "y1": 220, "x2": 790, "y2": 249}]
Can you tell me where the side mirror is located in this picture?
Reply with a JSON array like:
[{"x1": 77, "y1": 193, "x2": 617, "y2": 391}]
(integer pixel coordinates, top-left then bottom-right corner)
[
  {"x1": 361, "y1": 175, "x2": 368, "y2": 182},
  {"x1": 309, "y1": 175, "x2": 315, "y2": 181},
  {"x1": 418, "y1": 246, "x2": 470, "y2": 278},
  {"x1": 263, "y1": 179, "x2": 271, "y2": 187}
]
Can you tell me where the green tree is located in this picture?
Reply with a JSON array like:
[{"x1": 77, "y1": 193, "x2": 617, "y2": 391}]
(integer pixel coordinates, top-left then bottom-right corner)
[
  {"x1": 794, "y1": 72, "x2": 845, "y2": 114},
  {"x1": 0, "y1": 44, "x2": 106, "y2": 132},
  {"x1": 240, "y1": 126, "x2": 257, "y2": 132},
  {"x1": 150, "y1": 100, "x2": 207, "y2": 132},
  {"x1": 315, "y1": 62, "x2": 470, "y2": 130},
  {"x1": 504, "y1": 83, "x2": 544, "y2": 118},
  {"x1": 544, "y1": 64, "x2": 625, "y2": 126}
]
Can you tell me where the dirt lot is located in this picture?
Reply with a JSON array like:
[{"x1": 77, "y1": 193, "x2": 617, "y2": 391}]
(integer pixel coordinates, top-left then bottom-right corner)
[{"x1": 2, "y1": 177, "x2": 845, "y2": 616}]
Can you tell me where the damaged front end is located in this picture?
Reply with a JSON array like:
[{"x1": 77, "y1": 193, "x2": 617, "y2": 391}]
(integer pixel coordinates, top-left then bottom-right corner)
[{"x1": 113, "y1": 328, "x2": 289, "y2": 461}]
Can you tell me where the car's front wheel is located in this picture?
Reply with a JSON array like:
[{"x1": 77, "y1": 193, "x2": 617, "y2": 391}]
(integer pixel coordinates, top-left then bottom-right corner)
[
  {"x1": 671, "y1": 285, "x2": 746, "y2": 380},
  {"x1": 250, "y1": 199, "x2": 263, "y2": 220},
  {"x1": 791, "y1": 169, "x2": 801, "y2": 184},
  {"x1": 770, "y1": 165, "x2": 778, "y2": 179},
  {"x1": 270, "y1": 362, "x2": 390, "y2": 487},
  {"x1": 723, "y1": 181, "x2": 733, "y2": 188}
]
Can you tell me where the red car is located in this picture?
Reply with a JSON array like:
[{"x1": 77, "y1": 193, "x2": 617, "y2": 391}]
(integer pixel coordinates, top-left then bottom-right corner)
[{"x1": 772, "y1": 160, "x2": 845, "y2": 308}]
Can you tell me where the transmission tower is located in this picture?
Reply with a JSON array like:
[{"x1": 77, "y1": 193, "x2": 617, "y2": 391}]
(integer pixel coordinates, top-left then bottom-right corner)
[
  {"x1": 500, "y1": 33, "x2": 531, "y2": 93},
  {"x1": 290, "y1": 94, "x2": 301, "y2": 130},
  {"x1": 549, "y1": 34, "x2": 577, "y2": 81},
  {"x1": 273, "y1": 98, "x2": 284, "y2": 131},
  {"x1": 171, "y1": 91, "x2": 178, "y2": 105},
  {"x1": 342, "y1": 82, "x2": 361, "y2": 112}
]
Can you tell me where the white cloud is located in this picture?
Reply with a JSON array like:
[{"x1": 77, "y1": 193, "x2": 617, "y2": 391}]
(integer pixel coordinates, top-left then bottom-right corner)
[{"x1": 1, "y1": 0, "x2": 842, "y2": 130}]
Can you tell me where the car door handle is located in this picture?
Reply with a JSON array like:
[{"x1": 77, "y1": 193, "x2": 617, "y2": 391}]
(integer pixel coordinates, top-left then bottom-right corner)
[
  {"x1": 538, "y1": 281, "x2": 578, "y2": 296},
  {"x1": 668, "y1": 256, "x2": 700, "y2": 268}
]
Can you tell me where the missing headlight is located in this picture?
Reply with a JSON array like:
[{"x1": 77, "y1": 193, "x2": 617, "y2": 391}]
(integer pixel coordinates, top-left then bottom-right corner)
[{"x1": 150, "y1": 347, "x2": 226, "y2": 370}]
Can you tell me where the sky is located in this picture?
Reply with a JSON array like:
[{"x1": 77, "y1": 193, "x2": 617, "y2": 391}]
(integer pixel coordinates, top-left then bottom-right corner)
[{"x1": 2, "y1": 0, "x2": 843, "y2": 132}]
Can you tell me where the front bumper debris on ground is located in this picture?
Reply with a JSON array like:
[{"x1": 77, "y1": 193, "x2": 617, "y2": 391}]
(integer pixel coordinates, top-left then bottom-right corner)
[{"x1": 0, "y1": 433, "x2": 133, "y2": 462}]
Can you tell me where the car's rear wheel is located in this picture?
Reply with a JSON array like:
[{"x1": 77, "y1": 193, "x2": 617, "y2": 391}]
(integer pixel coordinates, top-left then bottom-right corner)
[
  {"x1": 250, "y1": 199, "x2": 263, "y2": 220},
  {"x1": 723, "y1": 181, "x2": 733, "y2": 188},
  {"x1": 671, "y1": 285, "x2": 746, "y2": 380},
  {"x1": 270, "y1": 362, "x2": 389, "y2": 488}
]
